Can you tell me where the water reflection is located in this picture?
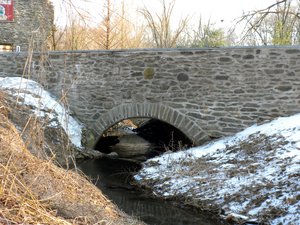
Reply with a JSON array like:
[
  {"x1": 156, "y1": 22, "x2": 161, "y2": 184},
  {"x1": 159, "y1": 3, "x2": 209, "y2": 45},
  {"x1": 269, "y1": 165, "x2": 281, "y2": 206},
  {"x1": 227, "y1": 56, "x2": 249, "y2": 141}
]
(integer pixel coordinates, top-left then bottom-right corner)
[{"x1": 78, "y1": 158, "x2": 222, "y2": 225}]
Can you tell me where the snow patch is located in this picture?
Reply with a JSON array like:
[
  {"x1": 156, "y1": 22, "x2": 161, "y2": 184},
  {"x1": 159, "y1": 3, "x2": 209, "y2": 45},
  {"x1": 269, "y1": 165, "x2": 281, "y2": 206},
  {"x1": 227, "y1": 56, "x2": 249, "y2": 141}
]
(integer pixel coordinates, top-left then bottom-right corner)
[
  {"x1": 0, "y1": 77, "x2": 83, "y2": 149},
  {"x1": 135, "y1": 113, "x2": 300, "y2": 224}
]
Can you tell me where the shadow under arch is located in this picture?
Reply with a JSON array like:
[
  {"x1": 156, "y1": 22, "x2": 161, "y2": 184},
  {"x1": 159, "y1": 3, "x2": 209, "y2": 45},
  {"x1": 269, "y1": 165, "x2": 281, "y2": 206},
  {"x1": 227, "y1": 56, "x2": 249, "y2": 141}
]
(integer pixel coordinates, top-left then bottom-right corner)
[{"x1": 93, "y1": 103, "x2": 209, "y2": 146}]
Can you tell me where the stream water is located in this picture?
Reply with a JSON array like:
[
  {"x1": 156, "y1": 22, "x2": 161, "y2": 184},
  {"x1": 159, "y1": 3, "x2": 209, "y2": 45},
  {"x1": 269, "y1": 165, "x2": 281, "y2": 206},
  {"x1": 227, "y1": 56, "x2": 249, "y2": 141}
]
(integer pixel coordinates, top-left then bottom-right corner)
[{"x1": 78, "y1": 157, "x2": 223, "y2": 225}]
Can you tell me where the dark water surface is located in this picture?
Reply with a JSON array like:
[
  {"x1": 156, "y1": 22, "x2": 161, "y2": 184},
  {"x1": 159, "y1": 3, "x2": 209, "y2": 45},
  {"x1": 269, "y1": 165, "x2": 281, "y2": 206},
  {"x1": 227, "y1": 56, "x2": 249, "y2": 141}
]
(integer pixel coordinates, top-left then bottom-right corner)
[{"x1": 78, "y1": 158, "x2": 222, "y2": 225}]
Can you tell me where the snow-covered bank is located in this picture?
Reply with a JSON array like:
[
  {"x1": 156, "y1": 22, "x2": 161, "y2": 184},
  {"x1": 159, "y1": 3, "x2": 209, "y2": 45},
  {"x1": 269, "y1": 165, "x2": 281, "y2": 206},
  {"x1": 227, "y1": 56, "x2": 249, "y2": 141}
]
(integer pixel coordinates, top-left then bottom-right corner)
[
  {"x1": 0, "y1": 77, "x2": 83, "y2": 149},
  {"x1": 135, "y1": 114, "x2": 300, "y2": 224}
]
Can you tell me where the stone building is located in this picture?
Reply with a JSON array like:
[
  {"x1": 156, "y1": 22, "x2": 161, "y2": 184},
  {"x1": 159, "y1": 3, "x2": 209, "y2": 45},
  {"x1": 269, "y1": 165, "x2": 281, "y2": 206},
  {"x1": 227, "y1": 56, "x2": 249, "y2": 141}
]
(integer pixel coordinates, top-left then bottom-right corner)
[{"x1": 0, "y1": 0, "x2": 54, "y2": 52}]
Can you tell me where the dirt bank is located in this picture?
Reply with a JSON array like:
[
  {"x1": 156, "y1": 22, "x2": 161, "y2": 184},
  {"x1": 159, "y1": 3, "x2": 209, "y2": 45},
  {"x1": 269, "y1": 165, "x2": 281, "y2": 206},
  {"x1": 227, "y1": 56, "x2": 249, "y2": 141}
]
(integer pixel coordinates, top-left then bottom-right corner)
[{"x1": 0, "y1": 93, "x2": 142, "y2": 224}]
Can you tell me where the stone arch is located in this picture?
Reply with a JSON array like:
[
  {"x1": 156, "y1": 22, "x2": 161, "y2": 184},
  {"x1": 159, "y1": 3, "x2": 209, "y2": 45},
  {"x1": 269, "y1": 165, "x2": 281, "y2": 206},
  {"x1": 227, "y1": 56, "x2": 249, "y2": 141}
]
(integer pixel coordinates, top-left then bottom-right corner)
[{"x1": 93, "y1": 103, "x2": 209, "y2": 145}]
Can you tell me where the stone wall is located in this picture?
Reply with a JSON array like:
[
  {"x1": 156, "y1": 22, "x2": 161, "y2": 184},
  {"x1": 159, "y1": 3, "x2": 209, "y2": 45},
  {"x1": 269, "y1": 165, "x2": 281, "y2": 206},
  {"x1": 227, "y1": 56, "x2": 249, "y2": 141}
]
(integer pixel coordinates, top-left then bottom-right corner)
[
  {"x1": 0, "y1": 0, "x2": 54, "y2": 51},
  {"x1": 0, "y1": 47, "x2": 300, "y2": 146}
]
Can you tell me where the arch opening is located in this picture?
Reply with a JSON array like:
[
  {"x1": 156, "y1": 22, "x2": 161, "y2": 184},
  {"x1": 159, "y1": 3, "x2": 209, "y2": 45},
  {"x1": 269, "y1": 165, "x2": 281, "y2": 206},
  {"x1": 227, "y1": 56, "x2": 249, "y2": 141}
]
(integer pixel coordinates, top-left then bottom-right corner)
[{"x1": 94, "y1": 117, "x2": 193, "y2": 161}]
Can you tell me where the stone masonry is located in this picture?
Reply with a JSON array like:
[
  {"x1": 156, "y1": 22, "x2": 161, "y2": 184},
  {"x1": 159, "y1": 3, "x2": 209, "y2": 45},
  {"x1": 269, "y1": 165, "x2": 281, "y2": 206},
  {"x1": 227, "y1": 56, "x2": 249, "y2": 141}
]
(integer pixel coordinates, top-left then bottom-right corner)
[
  {"x1": 0, "y1": 47, "x2": 300, "y2": 146},
  {"x1": 0, "y1": 0, "x2": 53, "y2": 51}
]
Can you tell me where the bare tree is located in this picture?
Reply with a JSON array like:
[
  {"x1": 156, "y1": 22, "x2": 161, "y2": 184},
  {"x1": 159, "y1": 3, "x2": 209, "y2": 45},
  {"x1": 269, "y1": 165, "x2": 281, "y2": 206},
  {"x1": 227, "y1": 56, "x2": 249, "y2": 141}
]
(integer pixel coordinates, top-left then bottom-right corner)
[
  {"x1": 100, "y1": 0, "x2": 114, "y2": 49},
  {"x1": 140, "y1": 0, "x2": 189, "y2": 48},
  {"x1": 49, "y1": 0, "x2": 94, "y2": 50},
  {"x1": 92, "y1": 0, "x2": 147, "y2": 49},
  {"x1": 50, "y1": 0, "x2": 149, "y2": 50},
  {"x1": 114, "y1": 0, "x2": 147, "y2": 49},
  {"x1": 238, "y1": 0, "x2": 300, "y2": 45},
  {"x1": 120, "y1": 0, "x2": 125, "y2": 49},
  {"x1": 179, "y1": 18, "x2": 230, "y2": 47},
  {"x1": 49, "y1": 25, "x2": 65, "y2": 50},
  {"x1": 95, "y1": 0, "x2": 126, "y2": 49}
]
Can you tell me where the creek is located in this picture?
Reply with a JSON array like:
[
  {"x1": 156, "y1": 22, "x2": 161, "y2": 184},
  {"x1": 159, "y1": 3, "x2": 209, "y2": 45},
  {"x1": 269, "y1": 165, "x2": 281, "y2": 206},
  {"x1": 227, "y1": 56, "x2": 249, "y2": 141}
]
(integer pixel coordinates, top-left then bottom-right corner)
[
  {"x1": 78, "y1": 126, "x2": 224, "y2": 225},
  {"x1": 78, "y1": 119, "x2": 222, "y2": 225},
  {"x1": 78, "y1": 157, "x2": 222, "y2": 225}
]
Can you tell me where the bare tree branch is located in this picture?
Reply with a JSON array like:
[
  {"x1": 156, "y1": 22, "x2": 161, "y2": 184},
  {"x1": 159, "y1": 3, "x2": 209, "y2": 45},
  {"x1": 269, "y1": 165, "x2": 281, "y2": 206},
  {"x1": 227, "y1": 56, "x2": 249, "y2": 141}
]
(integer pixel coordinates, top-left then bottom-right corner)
[
  {"x1": 140, "y1": 0, "x2": 189, "y2": 48},
  {"x1": 237, "y1": 0, "x2": 300, "y2": 45}
]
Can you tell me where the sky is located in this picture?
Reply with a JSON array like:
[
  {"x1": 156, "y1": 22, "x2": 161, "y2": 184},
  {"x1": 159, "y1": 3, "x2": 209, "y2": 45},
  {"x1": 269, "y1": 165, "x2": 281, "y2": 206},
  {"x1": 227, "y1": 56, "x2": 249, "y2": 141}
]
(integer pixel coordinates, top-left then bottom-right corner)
[{"x1": 51, "y1": 0, "x2": 276, "y2": 28}]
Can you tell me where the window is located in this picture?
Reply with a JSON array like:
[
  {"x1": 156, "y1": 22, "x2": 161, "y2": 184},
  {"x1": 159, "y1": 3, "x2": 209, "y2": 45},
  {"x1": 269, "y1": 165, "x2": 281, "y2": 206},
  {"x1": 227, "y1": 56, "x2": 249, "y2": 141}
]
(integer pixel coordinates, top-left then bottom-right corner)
[{"x1": 0, "y1": 44, "x2": 13, "y2": 52}]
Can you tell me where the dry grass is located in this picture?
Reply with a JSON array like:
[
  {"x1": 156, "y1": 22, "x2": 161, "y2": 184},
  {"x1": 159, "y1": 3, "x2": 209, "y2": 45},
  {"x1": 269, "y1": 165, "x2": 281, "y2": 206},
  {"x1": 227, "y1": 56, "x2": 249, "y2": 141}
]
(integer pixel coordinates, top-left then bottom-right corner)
[
  {"x1": 0, "y1": 91, "x2": 143, "y2": 225},
  {"x1": 0, "y1": 100, "x2": 71, "y2": 224}
]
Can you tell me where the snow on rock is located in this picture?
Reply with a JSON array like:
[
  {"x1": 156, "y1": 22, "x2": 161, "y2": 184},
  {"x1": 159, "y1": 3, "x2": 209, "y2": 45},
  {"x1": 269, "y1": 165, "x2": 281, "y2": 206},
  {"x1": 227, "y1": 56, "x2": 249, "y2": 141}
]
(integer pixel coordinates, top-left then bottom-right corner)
[
  {"x1": 135, "y1": 114, "x2": 300, "y2": 224},
  {"x1": 0, "y1": 77, "x2": 83, "y2": 149}
]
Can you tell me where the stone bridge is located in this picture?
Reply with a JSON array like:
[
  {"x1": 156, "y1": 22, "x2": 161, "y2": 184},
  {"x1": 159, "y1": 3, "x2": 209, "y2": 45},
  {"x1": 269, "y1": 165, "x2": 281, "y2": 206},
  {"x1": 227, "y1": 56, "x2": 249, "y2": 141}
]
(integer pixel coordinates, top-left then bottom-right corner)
[{"x1": 1, "y1": 47, "x2": 300, "y2": 146}]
